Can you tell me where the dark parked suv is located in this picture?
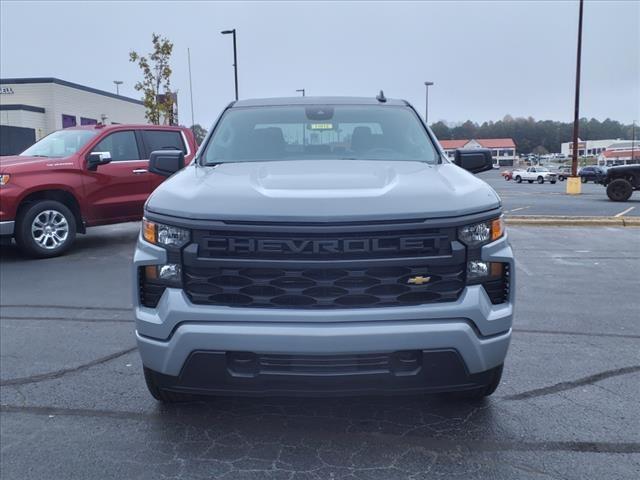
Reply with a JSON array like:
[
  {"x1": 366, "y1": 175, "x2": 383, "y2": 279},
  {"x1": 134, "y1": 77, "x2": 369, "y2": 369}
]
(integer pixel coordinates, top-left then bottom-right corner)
[{"x1": 578, "y1": 166, "x2": 607, "y2": 183}]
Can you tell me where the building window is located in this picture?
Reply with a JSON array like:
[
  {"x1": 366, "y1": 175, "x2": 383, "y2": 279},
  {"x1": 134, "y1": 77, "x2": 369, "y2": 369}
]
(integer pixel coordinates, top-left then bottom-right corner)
[
  {"x1": 62, "y1": 114, "x2": 76, "y2": 128},
  {"x1": 80, "y1": 117, "x2": 97, "y2": 125}
]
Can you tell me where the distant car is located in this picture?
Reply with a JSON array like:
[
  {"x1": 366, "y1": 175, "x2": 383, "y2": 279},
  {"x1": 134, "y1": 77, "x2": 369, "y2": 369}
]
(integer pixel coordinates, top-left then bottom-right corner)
[
  {"x1": 501, "y1": 170, "x2": 513, "y2": 181},
  {"x1": 578, "y1": 166, "x2": 607, "y2": 183},
  {"x1": 553, "y1": 165, "x2": 572, "y2": 181},
  {"x1": 512, "y1": 167, "x2": 557, "y2": 184},
  {"x1": 601, "y1": 164, "x2": 640, "y2": 201}
]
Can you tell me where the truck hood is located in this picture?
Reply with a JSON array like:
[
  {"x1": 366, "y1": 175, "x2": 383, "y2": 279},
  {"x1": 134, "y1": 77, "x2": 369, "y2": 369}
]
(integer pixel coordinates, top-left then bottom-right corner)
[{"x1": 146, "y1": 160, "x2": 501, "y2": 222}]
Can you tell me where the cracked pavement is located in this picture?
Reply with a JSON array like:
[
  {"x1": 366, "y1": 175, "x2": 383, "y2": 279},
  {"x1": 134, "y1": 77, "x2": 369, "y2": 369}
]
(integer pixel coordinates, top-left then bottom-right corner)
[{"x1": 1, "y1": 224, "x2": 639, "y2": 479}]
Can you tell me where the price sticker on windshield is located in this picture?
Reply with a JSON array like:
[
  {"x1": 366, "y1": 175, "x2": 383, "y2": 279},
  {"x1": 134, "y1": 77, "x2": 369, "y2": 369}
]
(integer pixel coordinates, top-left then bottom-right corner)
[{"x1": 309, "y1": 123, "x2": 334, "y2": 130}]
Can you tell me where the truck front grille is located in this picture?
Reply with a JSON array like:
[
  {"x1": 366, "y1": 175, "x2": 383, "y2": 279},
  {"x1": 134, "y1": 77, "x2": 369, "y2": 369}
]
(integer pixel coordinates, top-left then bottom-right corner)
[{"x1": 184, "y1": 263, "x2": 465, "y2": 309}]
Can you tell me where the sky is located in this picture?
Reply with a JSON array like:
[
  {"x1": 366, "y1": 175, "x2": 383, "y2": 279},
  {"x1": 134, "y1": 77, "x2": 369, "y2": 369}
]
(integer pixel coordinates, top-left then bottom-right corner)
[{"x1": 1, "y1": 0, "x2": 638, "y2": 128}]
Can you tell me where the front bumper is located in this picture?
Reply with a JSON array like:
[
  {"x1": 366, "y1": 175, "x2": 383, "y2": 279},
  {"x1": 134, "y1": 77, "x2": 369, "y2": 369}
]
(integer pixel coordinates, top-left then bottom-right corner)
[{"x1": 133, "y1": 233, "x2": 514, "y2": 394}]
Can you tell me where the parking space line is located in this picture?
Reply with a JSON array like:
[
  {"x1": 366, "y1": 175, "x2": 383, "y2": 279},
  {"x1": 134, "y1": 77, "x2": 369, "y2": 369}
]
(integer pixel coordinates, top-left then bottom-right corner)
[
  {"x1": 508, "y1": 206, "x2": 531, "y2": 213},
  {"x1": 614, "y1": 206, "x2": 636, "y2": 217}
]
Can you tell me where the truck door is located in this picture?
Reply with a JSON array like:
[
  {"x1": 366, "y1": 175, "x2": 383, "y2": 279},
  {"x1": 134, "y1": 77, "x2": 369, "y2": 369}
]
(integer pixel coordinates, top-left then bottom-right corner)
[{"x1": 82, "y1": 130, "x2": 150, "y2": 223}]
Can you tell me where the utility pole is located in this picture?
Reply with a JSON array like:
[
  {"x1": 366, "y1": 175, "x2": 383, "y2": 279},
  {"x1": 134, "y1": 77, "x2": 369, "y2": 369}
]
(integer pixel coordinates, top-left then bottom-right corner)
[
  {"x1": 187, "y1": 48, "x2": 195, "y2": 127},
  {"x1": 632, "y1": 121, "x2": 636, "y2": 165},
  {"x1": 424, "y1": 81, "x2": 434, "y2": 125},
  {"x1": 113, "y1": 80, "x2": 123, "y2": 95},
  {"x1": 567, "y1": 0, "x2": 584, "y2": 194},
  {"x1": 221, "y1": 29, "x2": 238, "y2": 100}
]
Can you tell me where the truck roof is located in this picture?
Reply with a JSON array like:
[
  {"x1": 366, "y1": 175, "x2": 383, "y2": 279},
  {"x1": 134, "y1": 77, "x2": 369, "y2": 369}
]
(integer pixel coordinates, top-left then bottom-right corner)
[
  {"x1": 66, "y1": 124, "x2": 188, "y2": 131},
  {"x1": 232, "y1": 96, "x2": 408, "y2": 108}
]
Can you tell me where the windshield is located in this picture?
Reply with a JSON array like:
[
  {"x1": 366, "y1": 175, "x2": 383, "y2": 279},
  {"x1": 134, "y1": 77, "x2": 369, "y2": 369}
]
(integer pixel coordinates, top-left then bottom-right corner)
[
  {"x1": 537, "y1": 167, "x2": 549, "y2": 172},
  {"x1": 20, "y1": 129, "x2": 98, "y2": 158},
  {"x1": 202, "y1": 105, "x2": 439, "y2": 165}
]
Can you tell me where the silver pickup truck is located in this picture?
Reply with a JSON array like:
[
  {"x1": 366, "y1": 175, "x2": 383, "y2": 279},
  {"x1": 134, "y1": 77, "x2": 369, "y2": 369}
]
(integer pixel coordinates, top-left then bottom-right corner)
[{"x1": 133, "y1": 96, "x2": 514, "y2": 402}]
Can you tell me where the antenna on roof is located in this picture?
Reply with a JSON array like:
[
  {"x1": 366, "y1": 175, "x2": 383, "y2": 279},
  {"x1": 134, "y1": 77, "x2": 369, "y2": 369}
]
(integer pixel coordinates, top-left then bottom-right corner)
[{"x1": 376, "y1": 90, "x2": 387, "y2": 103}]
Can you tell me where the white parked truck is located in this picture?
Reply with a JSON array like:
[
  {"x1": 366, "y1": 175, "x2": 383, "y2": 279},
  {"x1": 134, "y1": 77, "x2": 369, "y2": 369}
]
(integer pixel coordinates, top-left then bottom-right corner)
[{"x1": 512, "y1": 167, "x2": 557, "y2": 184}]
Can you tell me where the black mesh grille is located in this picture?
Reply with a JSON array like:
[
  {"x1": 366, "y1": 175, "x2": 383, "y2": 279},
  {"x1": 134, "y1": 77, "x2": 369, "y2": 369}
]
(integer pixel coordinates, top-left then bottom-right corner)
[
  {"x1": 482, "y1": 263, "x2": 510, "y2": 304},
  {"x1": 184, "y1": 263, "x2": 465, "y2": 309}
]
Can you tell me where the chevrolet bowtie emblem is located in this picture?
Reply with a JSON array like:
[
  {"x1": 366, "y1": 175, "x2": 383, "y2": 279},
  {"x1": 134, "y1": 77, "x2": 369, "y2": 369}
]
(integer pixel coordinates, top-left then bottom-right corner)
[{"x1": 407, "y1": 275, "x2": 431, "y2": 285}]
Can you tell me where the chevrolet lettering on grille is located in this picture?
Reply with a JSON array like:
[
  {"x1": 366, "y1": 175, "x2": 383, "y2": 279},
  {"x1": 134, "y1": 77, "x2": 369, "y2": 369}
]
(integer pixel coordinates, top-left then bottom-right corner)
[{"x1": 204, "y1": 236, "x2": 443, "y2": 255}]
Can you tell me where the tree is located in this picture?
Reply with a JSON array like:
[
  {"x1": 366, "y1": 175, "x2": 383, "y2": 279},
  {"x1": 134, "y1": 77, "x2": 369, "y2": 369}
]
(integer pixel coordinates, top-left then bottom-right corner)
[
  {"x1": 190, "y1": 124, "x2": 208, "y2": 145},
  {"x1": 130, "y1": 34, "x2": 175, "y2": 125},
  {"x1": 533, "y1": 145, "x2": 549, "y2": 156},
  {"x1": 430, "y1": 121, "x2": 451, "y2": 140}
]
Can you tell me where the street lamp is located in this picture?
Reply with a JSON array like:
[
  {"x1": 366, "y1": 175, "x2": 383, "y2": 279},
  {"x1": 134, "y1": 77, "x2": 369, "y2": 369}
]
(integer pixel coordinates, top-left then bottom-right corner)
[
  {"x1": 424, "y1": 81, "x2": 434, "y2": 125},
  {"x1": 221, "y1": 29, "x2": 238, "y2": 100},
  {"x1": 113, "y1": 80, "x2": 123, "y2": 95},
  {"x1": 296, "y1": 89, "x2": 305, "y2": 97}
]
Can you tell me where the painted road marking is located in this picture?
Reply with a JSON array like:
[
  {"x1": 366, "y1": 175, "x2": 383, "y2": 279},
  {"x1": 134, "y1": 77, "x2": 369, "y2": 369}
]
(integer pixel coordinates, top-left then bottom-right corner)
[
  {"x1": 509, "y1": 206, "x2": 531, "y2": 213},
  {"x1": 614, "y1": 206, "x2": 636, "y2": 217}
]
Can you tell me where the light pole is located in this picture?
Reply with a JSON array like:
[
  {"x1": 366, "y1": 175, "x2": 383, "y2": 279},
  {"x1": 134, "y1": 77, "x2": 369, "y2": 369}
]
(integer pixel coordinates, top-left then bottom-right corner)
[
  {"x1": 424, "y1": 81, "x2": 434, "y2": 125},
  {"x1": 567, "y1": 0, "x2": 584, "y2": 195},
  {"x1": 113, "y1": 80, "x2": 123, "y2": 95},
  {"x1": 221, "y1": 29, "x2": 238, "y2": 100},
  {"x1": 296, "y1": 89, "x2": 305, "y2": 97}
]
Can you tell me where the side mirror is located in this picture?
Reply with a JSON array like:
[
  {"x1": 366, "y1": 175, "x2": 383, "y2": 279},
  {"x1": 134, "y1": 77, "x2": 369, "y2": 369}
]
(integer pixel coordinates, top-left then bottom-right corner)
[
  {"x1": 149, "y1": 150, "x2": 184, "y2": 177},
  {"x1": 454, "y1": 148, "x2": 493, "y2": 174},
  {"x1": 86, "y1": 151, "x2": 112, "y2": 171}
]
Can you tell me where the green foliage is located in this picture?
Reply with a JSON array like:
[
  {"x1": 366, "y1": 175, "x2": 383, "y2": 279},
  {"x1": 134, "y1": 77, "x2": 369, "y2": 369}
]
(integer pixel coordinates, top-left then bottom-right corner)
[
  {"x1": 430, "y1": 116, "x2": 635, "y2": 154},
  {"x1": 190, "y1": 124, "x2": 208, "y2": 145},
  {"x1": 130, "y1": 33, "x2": 174, "y2": 125}
]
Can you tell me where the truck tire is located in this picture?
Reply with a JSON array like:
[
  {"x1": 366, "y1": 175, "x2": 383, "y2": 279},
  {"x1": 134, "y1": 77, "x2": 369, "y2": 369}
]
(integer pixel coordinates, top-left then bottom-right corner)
[
  {"x1": 606, "y1": 179, "x2": 633, "y2": 202},
  {"x1": 515, "y1": 176, "x2": 522, "y2": 183},
  {"x1": 143, "y1": 367, "x2": 199, "y2": 403},
  {"x1": 15, "y1": 200, "x2": 76, "y2": 258},
  {"x1": 537, "y1": 176, "x2": 544, "y2": 184},
  {"x1": 445, "y1": 364, "x2": 503, "y2": 401},
  {"x1": 559, "y1": 175, "x2": 565, "y2": 181}
]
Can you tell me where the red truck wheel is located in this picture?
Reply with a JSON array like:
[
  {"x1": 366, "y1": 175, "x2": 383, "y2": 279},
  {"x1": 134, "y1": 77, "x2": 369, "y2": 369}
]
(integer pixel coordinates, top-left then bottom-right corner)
[{"x1": 15, "y1": 200, "x2": 77, "y2": 258}]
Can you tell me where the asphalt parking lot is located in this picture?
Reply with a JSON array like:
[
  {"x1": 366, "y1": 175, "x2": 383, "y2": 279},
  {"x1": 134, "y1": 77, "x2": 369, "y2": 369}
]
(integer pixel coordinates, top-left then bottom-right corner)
[
  {"x1": 478, "y1": 170, "x2": 640, "y2": 217},
  {"x1": 1, "y1": 222, "x2": 639, "y2": 479}
]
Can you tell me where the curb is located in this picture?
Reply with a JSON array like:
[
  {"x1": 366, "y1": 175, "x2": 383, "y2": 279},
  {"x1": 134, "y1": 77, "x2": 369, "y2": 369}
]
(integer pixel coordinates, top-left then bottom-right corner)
[{"x1": 505, "y1": 216, "x2": 640, "y2": 227}]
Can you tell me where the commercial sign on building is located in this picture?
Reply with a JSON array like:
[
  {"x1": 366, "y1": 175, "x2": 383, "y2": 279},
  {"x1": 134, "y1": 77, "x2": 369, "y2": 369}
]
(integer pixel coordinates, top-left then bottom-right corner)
[{"x1": 0, "y1": 86, "x2": 14, "y2": 94}]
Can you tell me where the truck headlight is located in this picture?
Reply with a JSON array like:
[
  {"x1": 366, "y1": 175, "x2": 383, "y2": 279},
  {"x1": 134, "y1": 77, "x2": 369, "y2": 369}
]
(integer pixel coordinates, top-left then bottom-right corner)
[
  {"x1": 458, "y1": 217, "x2": 504, "y2": 246},
  {"x1": 142, "y1": 218, "x2": 190, "y2": 248}
]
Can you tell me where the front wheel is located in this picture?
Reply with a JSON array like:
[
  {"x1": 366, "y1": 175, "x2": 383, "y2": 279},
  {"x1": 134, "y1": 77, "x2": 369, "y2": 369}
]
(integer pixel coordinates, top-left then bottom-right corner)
[
  {"x1": 581, "y1": 177, "x2": 588, "y2": 183},
  {"x1": 15, "y1": 200, "x2": 76, "y2": 258},
  {"x1": 606, "y1": 179, "x2": 633, "y2": 202},
  {"x1": 559, "y1": 175, "x2": 565, "y2": 181},
  {"x1": 515, "y1": 176, "x2": 522, "y2": 183}
]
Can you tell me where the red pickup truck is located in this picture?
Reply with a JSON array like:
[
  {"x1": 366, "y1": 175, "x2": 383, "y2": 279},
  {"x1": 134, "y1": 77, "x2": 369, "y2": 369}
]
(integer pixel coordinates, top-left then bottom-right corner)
[{"x1": 0, "y1": 124, "x2": 197, "y2": 257}]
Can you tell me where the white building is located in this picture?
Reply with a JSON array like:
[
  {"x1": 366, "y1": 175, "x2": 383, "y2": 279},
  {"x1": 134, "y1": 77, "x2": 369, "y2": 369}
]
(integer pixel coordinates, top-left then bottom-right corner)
[
  {"x1": 0, "y1": 77, "x2": 146, "y2": 155},
  {"x1": 439, "y1": 138, "x2": 517, "y2": 166},
  {"x1": 597, "y1": 140, "x2": 640, "y2": 166},
  {"x1": 560, "y1": 138, "x2": 622, "y2": 158}
]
